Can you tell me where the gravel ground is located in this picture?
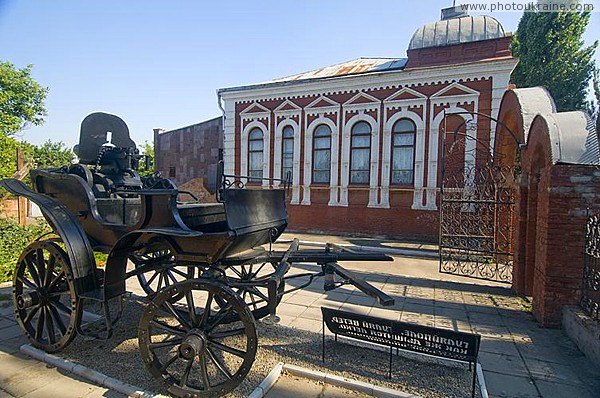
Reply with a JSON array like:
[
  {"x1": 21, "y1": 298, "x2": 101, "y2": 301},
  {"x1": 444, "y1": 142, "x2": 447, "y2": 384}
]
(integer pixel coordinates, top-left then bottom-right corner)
[{"x1": 59, "y1": 295, "x2": 480, "y2": 398}]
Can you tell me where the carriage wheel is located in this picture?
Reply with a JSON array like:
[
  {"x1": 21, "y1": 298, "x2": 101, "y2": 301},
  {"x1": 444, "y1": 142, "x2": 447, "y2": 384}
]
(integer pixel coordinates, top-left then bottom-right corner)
[
  {"x1": 138, "y1": 280, "x2": 257, "y2": 397},
  {"x1": 13, "y1": 241, "x2": 80, "y2": 352},
  {"x1": 221, "y1": 262, "x2": 284, "y2": 321},
  {"x1": 130, "y1": 240, "x2": 195, "y2": 297}
]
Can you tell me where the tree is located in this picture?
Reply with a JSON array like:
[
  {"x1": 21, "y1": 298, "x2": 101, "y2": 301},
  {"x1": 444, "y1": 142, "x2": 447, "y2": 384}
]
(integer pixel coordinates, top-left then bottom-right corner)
[
  {"x1": 511, "y1": 2, "x2": 597, "y2": 112},
  {"x1": 137, "y1": 141, "x2": 154, "y2": 177},
  {"x1": 0, "y1": 61, "x2": 48, "y2": 136},
  {"x1": 31, "y1": 140, "x2": 74, "y2": 169}
]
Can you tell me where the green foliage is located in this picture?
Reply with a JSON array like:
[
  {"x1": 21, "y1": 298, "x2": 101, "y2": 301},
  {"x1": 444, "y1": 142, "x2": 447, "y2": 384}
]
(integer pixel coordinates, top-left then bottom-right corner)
[
  {"x1": 0, "y1": 218, "x2": 50, "y2": 282},
  {"x1": 0, "y1": 134, "x2": 19, "y2": 180},
  {"x1": 137, "y1": 141, "x2": 154, "y2": 177},
  {"x1": 511, "y1": 3, "x2": 598, "y2": 112},
  {"x1": 0, "y1": 61, "x2": 48, "y2": 136},
  {"x1": 31, "y1": 140, "x2": 73, "y2": 169}
]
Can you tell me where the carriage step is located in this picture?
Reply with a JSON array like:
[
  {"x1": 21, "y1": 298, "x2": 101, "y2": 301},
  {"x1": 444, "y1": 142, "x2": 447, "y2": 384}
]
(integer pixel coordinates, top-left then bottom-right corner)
[{"x1": 328, "y1": 263, "x2": 395, "y2": 307}]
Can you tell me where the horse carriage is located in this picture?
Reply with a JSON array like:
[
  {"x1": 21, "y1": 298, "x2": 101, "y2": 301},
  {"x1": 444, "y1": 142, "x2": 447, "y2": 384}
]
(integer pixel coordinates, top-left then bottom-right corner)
[{"x1": 0, "y1": 112, "x2": 394, "y2": 397}]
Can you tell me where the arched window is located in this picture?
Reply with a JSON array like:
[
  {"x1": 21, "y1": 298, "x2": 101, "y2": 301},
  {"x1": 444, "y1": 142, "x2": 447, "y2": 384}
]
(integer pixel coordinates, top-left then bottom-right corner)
[
  {"x1": 350, "y1": 121, "x2": 371, "y2": 184},
  {"x1": 391, "y1": 119, "x2": 416, "y2": 185},
  {"x1": 312, "y1": 124, "x2": 331, "y2": 184},
  {"x1": 281, "y1": 126, "x2": 294, "y2": 181},
  {"x1": 248, "y1": 127, "x2": 264, "y2": 181}
]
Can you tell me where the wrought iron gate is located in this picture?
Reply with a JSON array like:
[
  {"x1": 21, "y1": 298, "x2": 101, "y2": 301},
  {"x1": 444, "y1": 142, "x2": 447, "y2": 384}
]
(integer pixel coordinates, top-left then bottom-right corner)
[
  {"x1": 582, "y1": 214, "x2": 600, "y2": 321},
  {"x1": 439, "y1": 116, "x2": 517, "y2": 283}
]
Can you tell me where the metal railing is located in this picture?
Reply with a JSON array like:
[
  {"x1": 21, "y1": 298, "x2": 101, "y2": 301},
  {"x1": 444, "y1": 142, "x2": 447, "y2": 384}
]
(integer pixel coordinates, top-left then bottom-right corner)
[{"x1": 582, "y1": 214, "x2": 600, "y2": 322}]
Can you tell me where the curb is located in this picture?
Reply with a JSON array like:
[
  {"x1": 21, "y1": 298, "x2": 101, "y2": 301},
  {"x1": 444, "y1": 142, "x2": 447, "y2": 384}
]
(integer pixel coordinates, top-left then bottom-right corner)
[
  {"x1": 282, "y1": 364, "x2": 419, "y2": 398},
  {"x1": 249, "y1": 362, "x2": 420, "y2": 398},
  {"x1": 20, "y1": 344, "x2": 165, "y2": 398},
  {"x1": 278, "y1": 239, "x2": 439, "y2": 259},
  {"x1": 247, "y1": 362, "x2": 284, "y2": 398}
]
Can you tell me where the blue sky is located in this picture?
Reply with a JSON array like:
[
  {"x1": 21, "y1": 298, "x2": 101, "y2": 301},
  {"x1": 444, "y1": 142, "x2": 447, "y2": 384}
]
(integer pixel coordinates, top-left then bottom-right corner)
[{"x1": 0, "y1": 0, "x2": 598, "y2": 149}]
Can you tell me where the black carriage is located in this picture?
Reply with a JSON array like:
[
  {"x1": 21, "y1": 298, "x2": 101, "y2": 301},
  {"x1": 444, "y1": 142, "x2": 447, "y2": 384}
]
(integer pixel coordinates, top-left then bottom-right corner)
[{"x1": 0, "y1": 112, "x2": 394, "y2": 397}]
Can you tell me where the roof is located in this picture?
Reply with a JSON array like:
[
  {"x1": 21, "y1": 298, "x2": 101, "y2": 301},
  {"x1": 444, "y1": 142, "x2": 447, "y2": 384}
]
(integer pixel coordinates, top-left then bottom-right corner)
[
  {"x1": 218, "y1": 58, "x2": 408, "y2": 94},
  {"x1": 408, "y1": 15, "x2": 505, "y2": 50},
  {"x1": 266, "y1": 57, "x2": 408, "y2": 84}
]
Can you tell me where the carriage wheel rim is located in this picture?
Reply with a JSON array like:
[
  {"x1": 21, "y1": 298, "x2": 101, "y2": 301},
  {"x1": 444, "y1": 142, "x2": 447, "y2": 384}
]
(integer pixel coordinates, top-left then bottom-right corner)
[
  {"x1": 13, "y1": 241, "x2": 80, "y2": 353},
  {"x1": 138, "y1": 279, "x2": 257, "y2": 397}
]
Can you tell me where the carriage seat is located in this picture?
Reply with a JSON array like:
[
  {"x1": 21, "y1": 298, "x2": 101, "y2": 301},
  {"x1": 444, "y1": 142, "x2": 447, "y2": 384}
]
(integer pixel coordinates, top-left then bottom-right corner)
[{"x1": 177, "y1": 203, "x2": 227, "y2": 233}]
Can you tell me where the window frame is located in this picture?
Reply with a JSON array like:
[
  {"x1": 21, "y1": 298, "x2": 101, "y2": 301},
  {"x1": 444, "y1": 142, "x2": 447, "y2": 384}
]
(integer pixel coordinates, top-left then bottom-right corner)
[
  {"x1": 247, "y1": 127, "x2": 264, "y2": 182},
  {"x1": 312, "y1": 124, "x2": 332, "y2": 184},
  {"x1": 390, "y1": 119, "x2": 416, "y2": 186},
  {"x1": 281, "y1": 125, "x2": 294, "y2": 182},
  {"x1": 349, "y1": 121, "x2": 372, "y2": 185}
]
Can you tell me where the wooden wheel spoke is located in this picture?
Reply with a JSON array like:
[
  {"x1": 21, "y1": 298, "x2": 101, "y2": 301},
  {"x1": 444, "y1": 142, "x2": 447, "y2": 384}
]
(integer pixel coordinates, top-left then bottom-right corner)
[
  {"x1": 150, "y1": 319, "x2": 186, "y2": 336},
  {"x1": 35, "y1": 307, "x2": 46, "y2": 341},
  {"x1": 47, "y1": 304, "x2": 67, "y2": 335},
  {"x1": 146, "y1": 270, "x2": 160, "y2": 286},
  {"x1": 159, "y1": 354, "x2": 179, "y2": 373},
  {"x1": 206, "y1": 346, "x2": 233, "y2": 379},
  {"x1": 17, "y1": 276, "x2": 37, "y2": 290},
  {"x1": 149, "y1": 337, "x2": 183, "y2": 350},
  {"x1": 23, "y1": 304, "x2": 41, "y2": 326},
  {"x1": 171, "y1": 267, "x2": 189, "y2": 278},
  {"x1": 208, "y1": 340, "x2": 246, "y2": 358},
  {"x1": 163, "y1": 302, "x2": 192, "y2": 330},
  {"x1": 44, "y1": 307, "x2": 57, "y2": 344},
  {"x1": 179, "y1": 358, "x2": 194, "y2": 388},
  {"x1": 43, "y1": 256, "x2": 56, "y2": 288},
  {"x1": 206, "y1": 303, "x2": 233, "y2": 331},
  {"x1": 166, "y1": 270, "x2": 179, "y2": 285},
  {"x1": 50, "y1": 298, "x2": 72, "y2": 316},
  {"x1": 36, "y1": 249, "x2": 47, "y2": 280},
  {"x1": 25, "y1": 257, "x2": 42, "y2": 288},
  {"x1": 199, "y1": 353, "x2": 210, "y2": 389},
  {"x1": 47, "y1": 270, "x2": 65, "y2": 292},
  {"x1": 185, "y1": 290, "x2": 197, "y2": 327},
  {"x1": 209, "y1": 327, "x2": 245, "y2": 339},
  {"x1": 199, "y1": 292, "x2": 213, "y2": 328}
]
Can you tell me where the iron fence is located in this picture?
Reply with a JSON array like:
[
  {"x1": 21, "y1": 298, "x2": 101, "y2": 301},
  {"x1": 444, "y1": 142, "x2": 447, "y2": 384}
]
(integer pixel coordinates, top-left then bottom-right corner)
[{"x1": 582, "y1": 214, "x2": 600, "y2": 321}]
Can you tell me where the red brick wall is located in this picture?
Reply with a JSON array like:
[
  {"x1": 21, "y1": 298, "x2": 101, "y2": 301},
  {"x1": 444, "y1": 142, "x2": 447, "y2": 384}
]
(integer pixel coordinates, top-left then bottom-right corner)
[
  {"x1": 234, "y1": 79, "x2": 493, "y2": 241},
  {"x1": 532, "y1": 165, "x2": 600, "y2": 326},
  {"x1": 406, "y1": 36, "x2": 512, "y2": 69}
]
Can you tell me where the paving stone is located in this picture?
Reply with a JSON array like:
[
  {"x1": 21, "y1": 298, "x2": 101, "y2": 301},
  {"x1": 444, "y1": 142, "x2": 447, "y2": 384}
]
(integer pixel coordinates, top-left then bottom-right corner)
[
  {"x1": 402, "y1": 303, "x2": 434, "y2": 315},
  {"x1": 0, "y1": 325, "x2": 25, "y2": 342},
  {"x1": 479, "y1": 336, "x2": 521, "y2": 357},
  {"x1": 525, "y1": 357, "x2": 590, "y2": 386},
  {"x1": 1, "y1": 361, "x2": 63, "y2": 397},
  {"x1": 483, "y1": 371, "x2": 540, "y2": 398},
  {"x1": 0, "y1": 317, "x2": 15, "y2": 330},
  {"x1": 478, "y1": 351, "x2": 529, "y2": 377},
  {"x1": 534, "y1": 380, "x2": 597, "y2": 398},
  {"x1": 20, "y1": 373, "x2": 100, "y2": 398},
  {"x1": 277, "y1": 303, "x2": 308, "y2": 318}
]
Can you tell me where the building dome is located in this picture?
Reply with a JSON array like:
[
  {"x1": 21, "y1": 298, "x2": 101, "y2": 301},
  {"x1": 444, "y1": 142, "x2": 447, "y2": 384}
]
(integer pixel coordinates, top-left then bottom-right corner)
[{"x1": 408, "y1": 11, "x2": 506, "y2": 50}]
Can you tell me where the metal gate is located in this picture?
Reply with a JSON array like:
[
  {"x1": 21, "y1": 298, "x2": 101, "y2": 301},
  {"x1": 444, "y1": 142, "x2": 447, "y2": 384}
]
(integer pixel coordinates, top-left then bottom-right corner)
[{"x1": 439, "y1": 115, "x2": 517, "y2": 283}]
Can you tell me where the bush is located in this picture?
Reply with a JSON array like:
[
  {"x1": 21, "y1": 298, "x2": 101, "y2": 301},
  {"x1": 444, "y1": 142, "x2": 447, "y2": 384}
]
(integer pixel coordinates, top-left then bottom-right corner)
[{"x1": 0, "y1": 218, "x2": 50, "y2": 282}]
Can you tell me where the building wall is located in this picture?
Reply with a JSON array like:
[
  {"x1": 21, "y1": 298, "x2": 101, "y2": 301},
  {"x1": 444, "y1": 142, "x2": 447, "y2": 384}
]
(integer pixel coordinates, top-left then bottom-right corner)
[
  {"x1": 154, "y1": 117, "x2": 223, "y2": 193},
  {"x1": 220, "y1": 54, "x2": 517, "y2": 241}
]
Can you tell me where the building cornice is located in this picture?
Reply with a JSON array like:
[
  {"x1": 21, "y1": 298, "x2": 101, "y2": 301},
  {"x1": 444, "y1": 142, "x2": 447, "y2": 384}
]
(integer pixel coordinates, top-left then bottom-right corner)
[{"x1": 218, "y1": 58, "x2": 518, "y2": 103}]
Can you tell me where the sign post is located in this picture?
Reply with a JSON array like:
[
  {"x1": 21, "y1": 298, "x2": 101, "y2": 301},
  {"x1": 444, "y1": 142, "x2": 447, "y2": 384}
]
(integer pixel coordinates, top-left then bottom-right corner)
[{"x1": 322, "y1": 307, "x2": 481, "y2": 398}]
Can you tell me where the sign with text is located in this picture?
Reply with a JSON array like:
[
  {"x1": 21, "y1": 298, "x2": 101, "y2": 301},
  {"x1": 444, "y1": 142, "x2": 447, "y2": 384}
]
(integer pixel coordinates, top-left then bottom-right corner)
[{"x1": 322, "y1": 307, "x2": 480, "y2": 363}]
